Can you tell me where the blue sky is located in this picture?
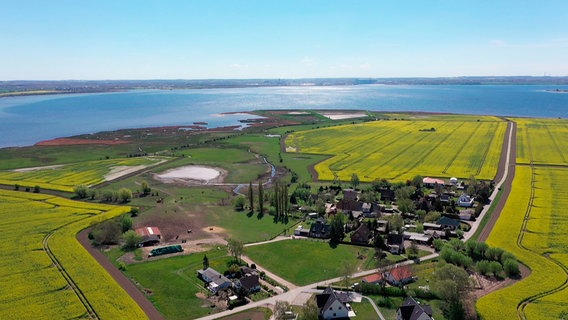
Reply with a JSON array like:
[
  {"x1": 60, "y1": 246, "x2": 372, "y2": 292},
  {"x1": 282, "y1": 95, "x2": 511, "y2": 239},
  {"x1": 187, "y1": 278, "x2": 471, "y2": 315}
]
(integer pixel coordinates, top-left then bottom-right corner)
[{"x1": 1, "y1": 0, "x2": 567, "y2": 80}]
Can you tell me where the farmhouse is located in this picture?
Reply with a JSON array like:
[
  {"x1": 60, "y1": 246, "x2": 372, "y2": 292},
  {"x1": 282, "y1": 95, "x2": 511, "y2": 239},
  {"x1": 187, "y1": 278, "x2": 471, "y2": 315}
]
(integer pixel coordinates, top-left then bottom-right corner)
[
  {"x1": 350, "y1": 224, "x2": 371, "y2": 244},
  {"x1": 316, "y1": 287, "x2": 355, "y2": 319},
  {"x1": 422, "y1": 177, "x2": 445, "y2": 188},
  {"x1": 234, "y1": 274, "x2": 260, "y2": 294},
  {"x1": 458, "y1": 193, "x2": 474, "y2": 207},
  {"x1": 197, "y1": 267, "x2": 233, "y2": 293},
  {"x1": 385, "y1": 265, "x2": 415, "y2": 287},
  {"x1": 396, "y1": 296, "x2": 433, "y2": 320},
  {"x1": 387, "y1": 233, "x2": 405, "y2": 254},
  {"x1": 309, "y1": 218, "x2": 331, "y2": 239}
]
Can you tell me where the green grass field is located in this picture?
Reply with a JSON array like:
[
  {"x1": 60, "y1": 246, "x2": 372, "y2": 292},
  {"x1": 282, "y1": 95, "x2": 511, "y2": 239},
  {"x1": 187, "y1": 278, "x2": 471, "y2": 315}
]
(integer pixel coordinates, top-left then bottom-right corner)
[
  {"x1": 245, "y1": 240, "x2": 378, "y2": 285},
  {"x1": 205, "y1": 206, "x2": 299, "y2": 243},
  {"x1": 124, "y1": 248, "x2": 231, "y2": 320},
  {"x1": 285, "y1": 116, "x2": 506, "y2": 182}
]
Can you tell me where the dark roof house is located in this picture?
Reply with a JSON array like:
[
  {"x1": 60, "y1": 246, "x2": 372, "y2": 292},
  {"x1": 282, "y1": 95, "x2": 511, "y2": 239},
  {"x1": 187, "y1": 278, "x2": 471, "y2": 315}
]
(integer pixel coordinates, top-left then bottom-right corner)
[
  {"x1": 234, "y1": 275, "x2": 260, "y2": 294},
  {"x1": 350, "y1": 223, "x2": 371, "y2": 245},
  {"x1": 316, "y1": 287, "x2": 354, "y2": 319},
  {"x1": 396, "y1": 296, "x2": 433, "y2": 320},
  {"x1": 309, "y1": 219, "x2": 331, "y2": 239},
  {"x1": 387, "y1": 233, "x2": 405, "y2": 254},
  {"x1": 437, "y1": 216, "x2": 461, "y2": 230}
]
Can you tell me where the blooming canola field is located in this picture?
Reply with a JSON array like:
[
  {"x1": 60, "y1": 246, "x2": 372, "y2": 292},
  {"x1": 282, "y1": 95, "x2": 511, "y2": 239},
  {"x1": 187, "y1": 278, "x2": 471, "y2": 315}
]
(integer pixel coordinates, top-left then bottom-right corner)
[
  {"x1": 0, "y1": 189, "x2": 146, "y2": 319},
  {"x1": 286, "y1": 116, "x2": 506, "y2": 182},
  {"x1": 0, "y1": 157, "x2": 164, "y2": 192},
  {"x1": 477, "y1": 118, "x2": 568, "y2": 319}
]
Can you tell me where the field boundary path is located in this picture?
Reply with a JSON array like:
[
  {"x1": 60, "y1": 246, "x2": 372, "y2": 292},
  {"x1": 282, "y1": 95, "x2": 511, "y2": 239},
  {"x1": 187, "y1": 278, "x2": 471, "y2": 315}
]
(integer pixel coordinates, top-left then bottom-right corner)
[
  {"x1": 77, "y1": 228, "x2": 164, "y2": 320},
  {"x1": 470, "y1": 120, "x2": 516, "y2": 242},
  {"x1": 43, "y1": 231, "x2": 99, "y2": 319}
]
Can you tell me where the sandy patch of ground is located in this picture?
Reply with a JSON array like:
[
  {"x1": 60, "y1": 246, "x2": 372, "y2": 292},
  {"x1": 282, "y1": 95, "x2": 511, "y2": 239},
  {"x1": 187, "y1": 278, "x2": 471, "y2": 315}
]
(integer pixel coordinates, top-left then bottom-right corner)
[
  {"x1": 319, "y1": 112, "x2": 368, "y2": 120},
  {"x1": 288, "y1": 111, "x2": 310, "y2": 115},
  {"x1": 203, "y1": 226, "x2": 227, "y2": 234},
  {"x1": 154, "y1": 165, "x2": 228, "y2": 185},
  {"x1": 12, "y1": 164, "x2": 64, "y2": 172},
  {"x1": 104, "y1": 165, "x2": 148, "y2": 181}
]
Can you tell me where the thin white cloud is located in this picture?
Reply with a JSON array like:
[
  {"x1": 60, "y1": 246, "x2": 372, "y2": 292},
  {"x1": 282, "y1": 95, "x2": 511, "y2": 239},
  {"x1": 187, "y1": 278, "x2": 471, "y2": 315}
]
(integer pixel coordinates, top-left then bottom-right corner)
[
  {"x1": 490, "y1": 39, "x2": 506, "y2": 46},
  {"x1": 300, "y1": 56, "x2": 314, "y2": 66},
  {"x1": 230, "y1": 63, "x2": 248, "y2": 68}
]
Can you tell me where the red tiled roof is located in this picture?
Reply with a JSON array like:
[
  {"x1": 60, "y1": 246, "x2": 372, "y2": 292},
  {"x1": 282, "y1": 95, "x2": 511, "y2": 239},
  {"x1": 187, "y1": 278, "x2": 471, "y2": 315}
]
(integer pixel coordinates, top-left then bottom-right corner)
[
  {"x1": 362, "y1": 273, "x2": 383, "y2": 283},
  {"x1": 389, "y1": 265, "x2": 413, "y2": 281},
  {"x1": 423, "y1": 177, "x2": 445, "y2": 185}
]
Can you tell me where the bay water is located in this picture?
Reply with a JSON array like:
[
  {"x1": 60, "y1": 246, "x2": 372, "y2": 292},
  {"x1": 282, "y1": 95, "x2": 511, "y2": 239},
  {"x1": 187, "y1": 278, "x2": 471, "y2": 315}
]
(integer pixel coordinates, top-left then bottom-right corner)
[{"x1": 1, "y1": 84, "x2": 567, "y2": 148}]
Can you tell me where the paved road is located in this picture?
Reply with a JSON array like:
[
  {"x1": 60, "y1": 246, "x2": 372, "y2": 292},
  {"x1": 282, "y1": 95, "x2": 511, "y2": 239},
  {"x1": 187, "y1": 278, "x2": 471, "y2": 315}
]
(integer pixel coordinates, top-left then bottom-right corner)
[
  {"x1": 362, "y1": 295, "x2": 386, "y2": 320},
  {"x1": 466, "y1": 120, "x2": 516, "y2": 241}
]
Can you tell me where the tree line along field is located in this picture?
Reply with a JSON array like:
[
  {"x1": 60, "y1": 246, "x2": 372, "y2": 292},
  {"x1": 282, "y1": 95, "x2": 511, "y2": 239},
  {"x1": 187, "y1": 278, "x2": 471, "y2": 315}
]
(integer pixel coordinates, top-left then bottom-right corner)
[
  {"x1": 0, "y1": 156, "x2": 167, "y2": 192},
  {"x1": 0, "y1": 189, "x2": 146, "y2": 319},
  {"x1": 285, "y1": 115, "x2": 506, "y2": 182},
  {"x1": 477, "y1": 118, "x2": 568, "y2": 320}
]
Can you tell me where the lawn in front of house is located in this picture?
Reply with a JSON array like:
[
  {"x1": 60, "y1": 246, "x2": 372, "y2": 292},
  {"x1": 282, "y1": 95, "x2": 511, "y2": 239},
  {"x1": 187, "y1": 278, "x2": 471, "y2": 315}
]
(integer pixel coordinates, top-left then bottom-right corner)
[
  {"x1": 245, "y1": 239, "x2": 376, "y2": 286},
  {"x1": 124, "y1": 247, "x2": 232, "y2": 320}
]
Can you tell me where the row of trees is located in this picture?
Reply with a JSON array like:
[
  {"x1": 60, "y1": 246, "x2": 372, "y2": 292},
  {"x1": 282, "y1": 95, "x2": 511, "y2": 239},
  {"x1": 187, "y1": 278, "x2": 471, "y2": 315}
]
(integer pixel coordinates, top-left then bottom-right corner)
[
  {"x1": 74, "y1": 184, "x2": 133, "y2": 203},
  {"x1": 235, "y1": 181, "x2": 290, "y2": 223}
]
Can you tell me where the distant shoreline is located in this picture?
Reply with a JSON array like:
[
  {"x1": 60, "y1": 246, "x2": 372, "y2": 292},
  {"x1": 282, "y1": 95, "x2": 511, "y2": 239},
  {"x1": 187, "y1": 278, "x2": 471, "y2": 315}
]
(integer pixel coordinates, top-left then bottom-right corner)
[{"x1": 3, "y1": 76, "x2": 568, "y2": 98}]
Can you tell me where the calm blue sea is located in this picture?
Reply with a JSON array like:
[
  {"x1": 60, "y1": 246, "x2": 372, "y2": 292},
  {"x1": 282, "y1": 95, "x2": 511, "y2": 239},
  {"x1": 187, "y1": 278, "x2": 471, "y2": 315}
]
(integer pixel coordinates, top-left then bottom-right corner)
[{"x1": 1, "y1": 84, "x2": 567, "y2": 148}]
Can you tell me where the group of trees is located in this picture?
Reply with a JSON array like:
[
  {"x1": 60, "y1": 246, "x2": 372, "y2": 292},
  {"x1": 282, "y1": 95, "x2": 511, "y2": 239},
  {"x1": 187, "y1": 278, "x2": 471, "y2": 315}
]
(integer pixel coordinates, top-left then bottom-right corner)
[
  {"x1": 438, "y1": 239, "x2": 520, "y2": 278},
  {"x1": 236, "y1": 180, "x2": 291, "y2": 224},
  {"x1": 89, "y1": 215, "x2": 141, "y2": 250},
  {"x1": 74, "y1": 184, "x2": 133, "y2": 203}
]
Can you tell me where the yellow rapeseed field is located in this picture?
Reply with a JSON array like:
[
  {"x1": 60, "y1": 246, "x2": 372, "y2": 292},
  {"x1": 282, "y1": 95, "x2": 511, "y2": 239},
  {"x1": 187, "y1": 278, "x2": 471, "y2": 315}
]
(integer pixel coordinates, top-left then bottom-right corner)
[
  {"x1": 0, "y1": 189, "x2": 147, "y2": 319},
  {"x1": 0, "y1": 157, "x2": 165, "y2": 192},
  {"x1": 478, "y1": 118, "x2": 568, "y2": 320},
  {"x1": 286, "y1": 116, "x2": 506, "y2": 182}
]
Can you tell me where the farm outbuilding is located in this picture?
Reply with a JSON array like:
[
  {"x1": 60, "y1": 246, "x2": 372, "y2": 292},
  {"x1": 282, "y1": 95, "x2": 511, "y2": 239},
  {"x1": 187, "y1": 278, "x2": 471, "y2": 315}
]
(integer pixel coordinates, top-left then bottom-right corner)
[
  {"x1": 135, "y1": 226, "x2": 162, "y2": 239},
  {"x1": 135, "y1": 227, "x2": 162, "y2": 247}
]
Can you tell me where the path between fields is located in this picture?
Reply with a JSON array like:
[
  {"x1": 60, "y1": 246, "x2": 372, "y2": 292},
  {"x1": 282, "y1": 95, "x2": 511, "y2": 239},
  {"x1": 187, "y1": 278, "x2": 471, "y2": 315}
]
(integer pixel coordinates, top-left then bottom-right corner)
[
  {"x1": 76, "y1": 229, "x2": 164, "y2": 320},
  {"x1": 474, "y1": 120, "x2": 516, "y2": 242}
]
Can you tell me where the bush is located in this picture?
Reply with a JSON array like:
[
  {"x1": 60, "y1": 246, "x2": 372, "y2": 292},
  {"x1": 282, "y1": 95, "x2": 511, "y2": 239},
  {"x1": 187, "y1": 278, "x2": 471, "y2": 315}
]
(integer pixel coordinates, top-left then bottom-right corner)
[
  {"x1": 376, "y1": 296, "x2": 396, "y2": 308},
  {"x1": 234, "y1": 195, "x2": 246, "y2": 211},
  {"x1": 503, "y1": 259, "x2": 520, "y2": 277},
  {"x1": 74, "y1": 184, "x2": 89, "y2": 199}
]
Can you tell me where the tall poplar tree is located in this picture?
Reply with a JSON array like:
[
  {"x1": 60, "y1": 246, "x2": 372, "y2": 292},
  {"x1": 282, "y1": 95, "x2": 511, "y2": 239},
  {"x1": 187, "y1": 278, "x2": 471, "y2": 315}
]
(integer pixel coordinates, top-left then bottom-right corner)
[
  {"x1": 248, "y1": 181, "x2": 254, "y2": 212},
  {"x1": 258, "y1": 181, "x2": 264, "y2": 215}
]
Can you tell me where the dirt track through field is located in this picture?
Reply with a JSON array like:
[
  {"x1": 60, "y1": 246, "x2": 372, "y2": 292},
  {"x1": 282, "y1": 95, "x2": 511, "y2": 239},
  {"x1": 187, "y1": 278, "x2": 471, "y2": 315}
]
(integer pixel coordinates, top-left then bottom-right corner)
[
  {"x1": 77, "y1": 229, "x2": 165, "y2": 320},
  {"x1": 478, "y1": 120, "x2": 516, "y2": 242}
]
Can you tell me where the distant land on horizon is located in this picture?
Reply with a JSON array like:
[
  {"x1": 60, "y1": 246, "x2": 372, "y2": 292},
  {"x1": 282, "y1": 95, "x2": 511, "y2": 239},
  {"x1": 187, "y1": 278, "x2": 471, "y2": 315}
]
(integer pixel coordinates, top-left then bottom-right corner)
[{"x1": 2, "y1": 76, "x2": 568, "y2": 97}]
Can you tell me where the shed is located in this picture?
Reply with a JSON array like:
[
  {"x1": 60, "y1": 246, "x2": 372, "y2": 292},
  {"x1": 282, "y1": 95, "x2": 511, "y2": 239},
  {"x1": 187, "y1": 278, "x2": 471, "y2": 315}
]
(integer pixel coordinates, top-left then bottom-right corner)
[{"x1": 135, "y1": 226, "x2": 162, "y2": 240}]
